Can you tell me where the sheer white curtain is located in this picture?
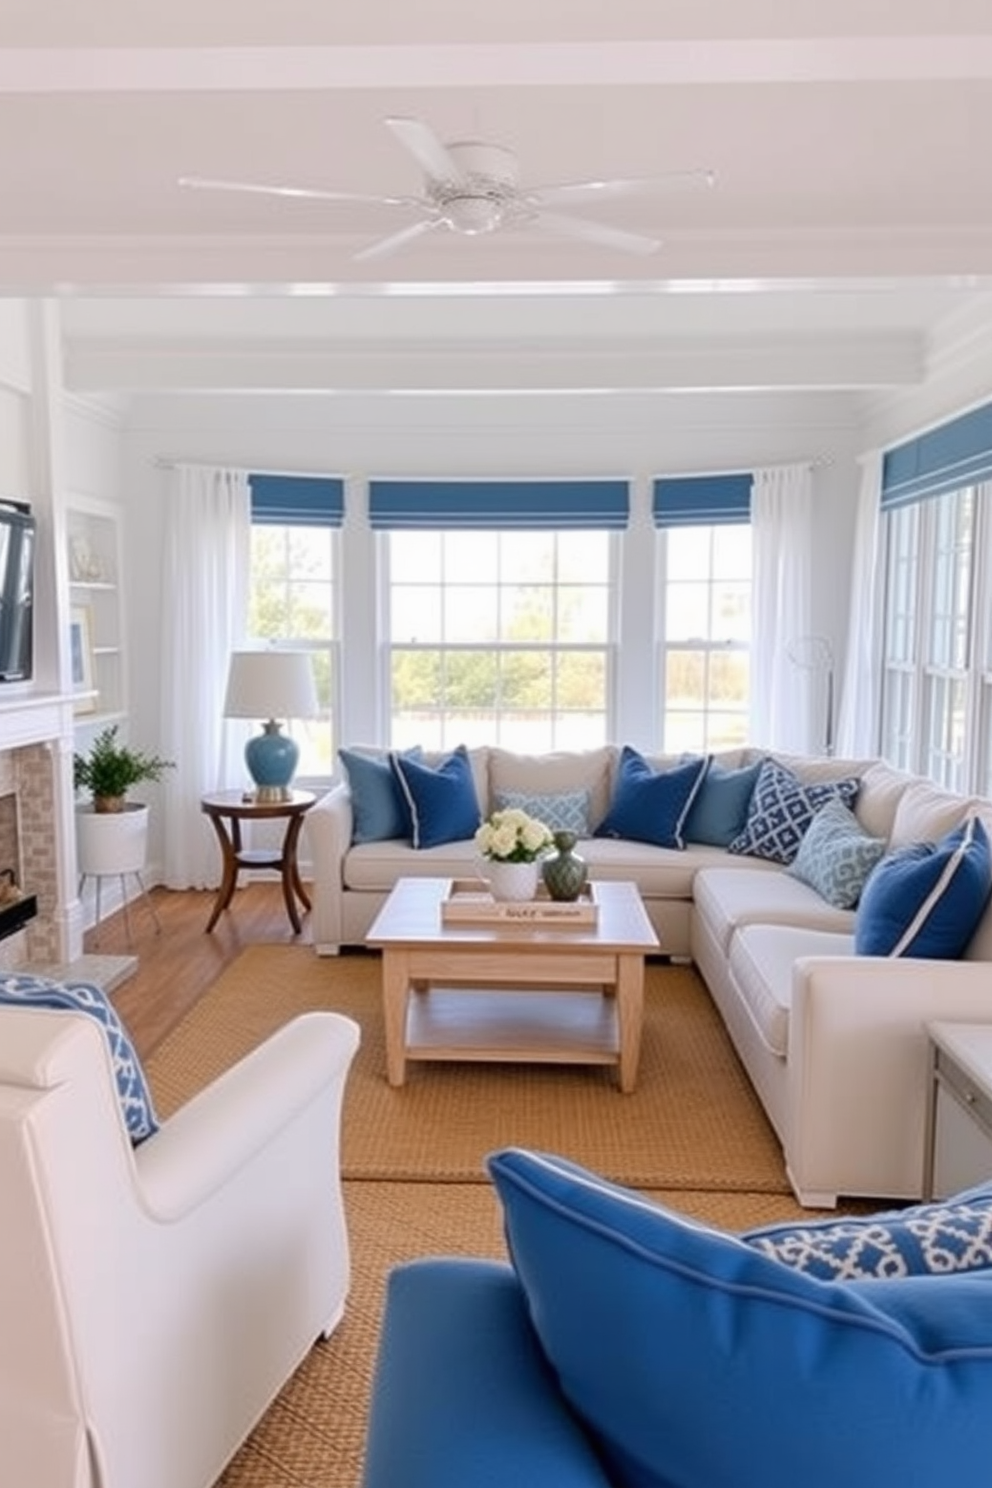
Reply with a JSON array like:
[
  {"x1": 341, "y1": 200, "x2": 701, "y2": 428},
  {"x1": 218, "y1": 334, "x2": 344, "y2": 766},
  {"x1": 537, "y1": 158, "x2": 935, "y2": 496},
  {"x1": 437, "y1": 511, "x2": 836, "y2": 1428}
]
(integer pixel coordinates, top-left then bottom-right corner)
[
  {"x1": 835, "y1": 450, "x2": 884, "y2": 759},
  {"x1": 160, "y1": 464, "x2": 251, "y2": 888},
  {"x1": 750, "y1": 462, "x2": 814, "y2": 752}
]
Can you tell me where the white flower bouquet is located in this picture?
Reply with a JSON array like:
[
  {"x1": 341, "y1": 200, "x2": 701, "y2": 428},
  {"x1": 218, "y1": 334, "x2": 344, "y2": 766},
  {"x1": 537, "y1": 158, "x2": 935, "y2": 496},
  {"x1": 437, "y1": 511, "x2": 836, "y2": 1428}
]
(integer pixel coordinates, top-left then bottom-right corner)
[{"x1": 474, "y1": 807, "x2": 554, "y2": 863}]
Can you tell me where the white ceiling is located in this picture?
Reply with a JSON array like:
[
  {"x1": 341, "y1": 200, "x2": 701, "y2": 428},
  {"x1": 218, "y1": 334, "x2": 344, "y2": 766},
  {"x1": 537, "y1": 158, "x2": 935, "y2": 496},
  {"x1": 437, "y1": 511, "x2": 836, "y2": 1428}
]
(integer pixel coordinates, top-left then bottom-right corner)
[{"x1": 6, "y1": 2, "x2": 992, "y2": 398}]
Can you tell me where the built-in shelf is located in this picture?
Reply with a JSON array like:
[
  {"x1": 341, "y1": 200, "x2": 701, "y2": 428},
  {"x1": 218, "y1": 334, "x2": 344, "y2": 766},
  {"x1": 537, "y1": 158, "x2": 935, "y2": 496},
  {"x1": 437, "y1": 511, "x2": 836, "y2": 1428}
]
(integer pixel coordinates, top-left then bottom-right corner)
[{"x1": 66, "y1": 498, "x2": 125, "y2": 725}]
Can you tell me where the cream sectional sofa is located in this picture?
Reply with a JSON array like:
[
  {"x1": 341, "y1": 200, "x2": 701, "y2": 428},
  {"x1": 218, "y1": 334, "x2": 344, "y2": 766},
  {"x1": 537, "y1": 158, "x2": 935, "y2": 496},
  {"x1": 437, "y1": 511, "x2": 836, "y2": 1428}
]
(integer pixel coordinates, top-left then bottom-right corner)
[{"x1": 306, "y1": 743, "x2": 992, "y2": 1208}]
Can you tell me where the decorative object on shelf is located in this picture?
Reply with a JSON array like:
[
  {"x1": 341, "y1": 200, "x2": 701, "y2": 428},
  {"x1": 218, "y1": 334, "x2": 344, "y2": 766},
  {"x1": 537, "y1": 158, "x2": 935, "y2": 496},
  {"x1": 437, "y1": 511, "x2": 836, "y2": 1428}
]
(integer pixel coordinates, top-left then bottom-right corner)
[
  {"x1": 73, "y1": 724, "x2": 175, "y2": 814},
  {"x1": 223, "y1": 649, "x2": 319, "y2": 802},
  {"x1": 474, "y1": 807, "x2": 554, "y2": 901},
  {"x1": 68, "y1": 534, "x2": 107, "y2": 583},
  {"x1": 69, "y1": 605, "x2": 97, "y2": 714},
  {"x1": 541, "y1": 830, "x2": 589, "y2": 902}
]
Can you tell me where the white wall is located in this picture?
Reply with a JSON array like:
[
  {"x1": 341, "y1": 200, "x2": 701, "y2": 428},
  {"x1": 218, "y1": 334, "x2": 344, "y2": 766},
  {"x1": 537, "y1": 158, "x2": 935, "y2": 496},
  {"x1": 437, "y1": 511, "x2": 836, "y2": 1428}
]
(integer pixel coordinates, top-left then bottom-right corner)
[{"x1": 120, "y1": 386, "x2": 865, "y2": 766}]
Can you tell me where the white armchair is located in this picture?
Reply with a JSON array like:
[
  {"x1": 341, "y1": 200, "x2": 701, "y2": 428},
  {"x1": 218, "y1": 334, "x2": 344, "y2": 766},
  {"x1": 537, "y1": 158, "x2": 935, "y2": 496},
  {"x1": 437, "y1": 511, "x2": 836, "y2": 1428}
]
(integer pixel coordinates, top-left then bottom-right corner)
[{"x1": 0, "y1": 1004, "x2": 360, "y2": 1488}]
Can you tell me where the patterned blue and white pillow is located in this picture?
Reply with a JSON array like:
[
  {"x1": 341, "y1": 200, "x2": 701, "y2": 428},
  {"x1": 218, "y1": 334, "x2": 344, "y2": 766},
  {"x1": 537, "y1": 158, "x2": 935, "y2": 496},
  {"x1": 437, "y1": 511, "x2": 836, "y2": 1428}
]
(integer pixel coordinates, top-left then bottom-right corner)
[
  {"x1": 493, "y1": 788, "x2": 592, "y2": 837},
  {"x1": 0, "y1": 972, "x2": 160, "y2": 1144},
  {"x1": 787, "y1": 797, "x2": 887, "y2": 909},
  {"x1": 727, "y1": 758, "x2": 861, "y2": 866},
  {"x1": 742, "y1": 1183, "x2": 992, "y2": 1280}
]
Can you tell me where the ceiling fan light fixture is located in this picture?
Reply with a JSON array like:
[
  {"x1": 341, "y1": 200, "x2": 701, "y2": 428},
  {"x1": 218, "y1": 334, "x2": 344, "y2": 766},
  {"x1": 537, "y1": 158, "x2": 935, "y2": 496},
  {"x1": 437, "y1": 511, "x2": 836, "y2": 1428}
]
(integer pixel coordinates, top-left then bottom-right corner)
[{"x1": 443, "y1": 195, "x2": 505, "y2": 235}]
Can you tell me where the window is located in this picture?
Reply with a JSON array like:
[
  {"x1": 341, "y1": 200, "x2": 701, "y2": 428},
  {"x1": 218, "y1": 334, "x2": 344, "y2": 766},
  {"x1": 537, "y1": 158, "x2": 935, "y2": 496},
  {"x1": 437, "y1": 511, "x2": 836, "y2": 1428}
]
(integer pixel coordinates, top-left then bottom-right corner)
[
  {"x1": 385, "y1": 528, "x2": 615, "y2": 751},
  {"x1": 879, "y1": 483, "x2": 991, "y2": 792},
  {"x1": 248, "y1": 522, "x2": 338, "y2": 779},
  {"x1": 658, "y1": 524, "x2": 752, "y2": 753}
]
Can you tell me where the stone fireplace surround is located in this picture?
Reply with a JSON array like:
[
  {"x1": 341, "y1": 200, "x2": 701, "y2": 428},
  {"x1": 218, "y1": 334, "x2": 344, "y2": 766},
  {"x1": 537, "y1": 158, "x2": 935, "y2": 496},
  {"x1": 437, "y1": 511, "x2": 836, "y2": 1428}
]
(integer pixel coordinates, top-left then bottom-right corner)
[{"x1": 0, "y1": 694, "x2": 82, "y2": 972}]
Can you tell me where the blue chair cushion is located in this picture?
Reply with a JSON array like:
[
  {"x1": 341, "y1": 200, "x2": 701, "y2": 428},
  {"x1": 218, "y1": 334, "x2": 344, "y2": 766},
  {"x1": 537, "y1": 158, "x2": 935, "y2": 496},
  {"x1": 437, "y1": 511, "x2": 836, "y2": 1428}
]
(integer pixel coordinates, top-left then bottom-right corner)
[
  {"x1": 389, "y1": 745, "x2": 481, "y2": 850},
  {"x1": 0, "y1": 972, "x2": 159, "y2": 1144},
  {"x1": 682, "y1": 758, "x2": 761, "y2": 847},
  {"x1": 727, "y1": 757, "x2": 861, "y2": 865},
  {"x1": 338, "y1": 745, "x2": 421, "y2": 843},
  {"x1": 854, "y1": 815, "x2": 992, "y2": 957},
  {"x1": 742, "y1": 1181, "x2": 992, "y2": 1279},
  {"x1": 595, "y1": 747, "x2": 707, "y2": 850},
  {"x1": 487, "y1": 1147, "x2": 992, "y2": 1488}
]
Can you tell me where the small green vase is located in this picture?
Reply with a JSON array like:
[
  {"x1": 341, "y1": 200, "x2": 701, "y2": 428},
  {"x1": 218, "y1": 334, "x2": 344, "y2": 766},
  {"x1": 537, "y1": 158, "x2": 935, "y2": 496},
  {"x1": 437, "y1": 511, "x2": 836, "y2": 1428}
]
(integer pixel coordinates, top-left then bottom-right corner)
[{"x1": 541, "y1": 830, "x2": 588, "y2": 902}]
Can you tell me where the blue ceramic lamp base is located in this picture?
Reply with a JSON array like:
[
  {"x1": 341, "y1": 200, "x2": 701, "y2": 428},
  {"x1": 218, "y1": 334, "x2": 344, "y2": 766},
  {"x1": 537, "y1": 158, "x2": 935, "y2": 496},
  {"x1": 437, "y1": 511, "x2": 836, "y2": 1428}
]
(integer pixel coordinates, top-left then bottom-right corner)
[{"x1": 245, "y1": 721, "x2": 300, "y2": 802}]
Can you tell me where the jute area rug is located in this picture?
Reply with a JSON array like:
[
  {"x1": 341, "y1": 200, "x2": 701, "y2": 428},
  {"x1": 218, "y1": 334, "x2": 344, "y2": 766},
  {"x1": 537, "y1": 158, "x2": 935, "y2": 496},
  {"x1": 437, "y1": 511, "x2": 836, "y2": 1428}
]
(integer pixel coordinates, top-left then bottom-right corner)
[
  {"x1": 146, "y1": 943, "x2": 790, "y2": 1194},
  {"x1": 142, "y1": 946, "x2": 837, "y2": 1488}
]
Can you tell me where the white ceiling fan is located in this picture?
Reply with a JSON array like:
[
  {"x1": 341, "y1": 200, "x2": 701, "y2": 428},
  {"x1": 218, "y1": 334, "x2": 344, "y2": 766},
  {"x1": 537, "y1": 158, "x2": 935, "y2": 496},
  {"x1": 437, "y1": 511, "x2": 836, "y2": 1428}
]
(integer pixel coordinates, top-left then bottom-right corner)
[{"x1": 179, "y1": 115, "x2": 715, "y2": 263}]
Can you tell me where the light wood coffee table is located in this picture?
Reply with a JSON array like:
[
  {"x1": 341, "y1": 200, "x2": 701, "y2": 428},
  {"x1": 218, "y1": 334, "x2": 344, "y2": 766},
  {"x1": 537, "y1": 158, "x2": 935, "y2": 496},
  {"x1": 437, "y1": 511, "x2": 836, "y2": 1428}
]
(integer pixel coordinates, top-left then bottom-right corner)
[{"x1": 365, "y1": 877, "x2": 659, "y2": 1092}]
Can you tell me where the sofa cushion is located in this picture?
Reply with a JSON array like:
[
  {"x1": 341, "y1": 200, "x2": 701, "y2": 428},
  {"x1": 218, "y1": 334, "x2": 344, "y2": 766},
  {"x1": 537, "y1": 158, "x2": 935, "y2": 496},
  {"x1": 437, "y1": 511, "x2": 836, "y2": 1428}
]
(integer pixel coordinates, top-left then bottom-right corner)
[
  {"x1": 389, "y1": 745, "x2": 482, "y2": 850},
  {"x1": 693, "y1": 866, "x2": 854, "y2": 956},
  {"x1": 595, "y1": 747, "x2": 707, "y2": 850},
  {"x1": 338, "y1": 745, "x2": 422, "y2": 843},
  {"x1": 0, "y1": 973, "x2": 159, "y2": 1144},
  {"x1": 729, "y1": 924, "x2": 855, "y2": 1056},
  {"x1": 488, "y1": 747, "x2": 614, "y2": 831},
  {"x1": 854, "y1": 759, "x2": 917, "y2": 841},
  {"x1": 343, "y1": 837, "x2": 481, "y2": 891},
  {"x1": 889, "y1": 777, "x2": 972, "y2": 848},
  {"x1": 787, "y1": 798, "x2": 887, "y2": 909},
  {"x1": 682, "y1": 758, "x2": 762, "y2": 847},
  {"x1": 728, "y1": 758, "x2": 861, "y2": 865},
  {"x1": 492, "y1": 787, "x2": 591, "y2": 836},
  {"x1": 854, "y1": 817, "x2": 992, "y2": 958},
  {"x1": 742, "y1": 1181, "x2": 992, "y2": 1280},
  {"x1": 487, "y1": 1147, "x2": 992, "y2": 1488}
]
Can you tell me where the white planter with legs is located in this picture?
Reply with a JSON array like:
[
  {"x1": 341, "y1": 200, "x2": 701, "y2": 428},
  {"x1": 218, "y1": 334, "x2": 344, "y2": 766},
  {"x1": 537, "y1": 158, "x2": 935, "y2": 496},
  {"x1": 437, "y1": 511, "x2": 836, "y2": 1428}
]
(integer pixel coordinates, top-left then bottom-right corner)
[{"x1": 75, "y1": 802, "x2": 159, "y2": 942}]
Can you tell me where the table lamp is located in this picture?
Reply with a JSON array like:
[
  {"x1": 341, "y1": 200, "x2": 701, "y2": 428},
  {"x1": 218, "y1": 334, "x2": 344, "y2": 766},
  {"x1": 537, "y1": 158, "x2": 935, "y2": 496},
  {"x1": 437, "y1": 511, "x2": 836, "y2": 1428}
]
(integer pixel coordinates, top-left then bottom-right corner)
[{"x1": 223, "y1": 650, "x2": 318, "y2": 801}]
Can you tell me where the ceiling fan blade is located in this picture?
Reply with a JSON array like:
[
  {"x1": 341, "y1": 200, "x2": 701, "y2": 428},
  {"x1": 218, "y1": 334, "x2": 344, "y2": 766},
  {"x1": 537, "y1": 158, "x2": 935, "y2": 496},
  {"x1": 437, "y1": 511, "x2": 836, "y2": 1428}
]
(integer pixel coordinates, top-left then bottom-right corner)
[
  {"x1": 352, "y1": 217, "x2": 444, "y2": 263},
  {"x1": 530, "y1": 169, "x2": 716, "y2": 207},
  {"x1": 385, "y1": 116, "x2": 464, "y2": 186},
  {"x1": 532, "y1": 211, "x2": 661, "y2": 256},
  {"x1": 178, "y1": 175, "x2": 423, "y2": 209}
]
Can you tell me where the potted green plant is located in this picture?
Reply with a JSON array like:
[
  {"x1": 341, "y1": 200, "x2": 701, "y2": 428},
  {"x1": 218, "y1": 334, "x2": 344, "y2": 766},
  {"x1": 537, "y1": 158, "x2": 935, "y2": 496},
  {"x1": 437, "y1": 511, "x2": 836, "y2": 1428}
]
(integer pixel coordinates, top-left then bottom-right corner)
[{"x1": 73, "y1": 725, "x2": 174, "y2": 814}]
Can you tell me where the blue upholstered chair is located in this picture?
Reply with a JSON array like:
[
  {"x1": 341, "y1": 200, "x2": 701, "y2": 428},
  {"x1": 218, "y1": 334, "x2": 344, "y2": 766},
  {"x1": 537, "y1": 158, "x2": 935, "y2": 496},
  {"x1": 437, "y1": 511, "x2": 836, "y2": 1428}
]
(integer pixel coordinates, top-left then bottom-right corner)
[{"x1": 361, "y1": 1150, "x2": 992, "y2": 1488}]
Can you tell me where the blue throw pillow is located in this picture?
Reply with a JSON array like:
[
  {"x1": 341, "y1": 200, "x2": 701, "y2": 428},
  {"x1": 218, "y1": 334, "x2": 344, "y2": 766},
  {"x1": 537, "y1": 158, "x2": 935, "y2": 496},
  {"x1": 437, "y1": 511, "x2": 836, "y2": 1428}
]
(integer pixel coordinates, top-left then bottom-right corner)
[
  {"x1": 487, "y1": 1147, "x2": 992, "y2": 1488},
  {"x1": 493, "y1": 788, "x2": 592, "y2": 837},
  {"x1": 389, "y1": 745, "x2": 481, "y2": 850},
  {"x1": 339, "y1": 745, "x2": 422, "y2": 843},
  {"x1": 595, "y1": 747, "x2": 707, "y2": 849},
  {"x1": 854, "y1": 815, "x2": 992, "y2": 958},
  {"x1": 682, "y1": 758, "x2": 762, "y2": 847},
  {"x1": 727, "y1": 757, "x2": 861, "y2": 865},
  {"x1": 742, "y1": 1181, "x2": 992, "y2": 1279},
  {"x1": 786, "y1": 797, "x2": 887, "y2": 909},
  {"x1": 0, "y1": 972, "x2": 159, "y2": 1144}
]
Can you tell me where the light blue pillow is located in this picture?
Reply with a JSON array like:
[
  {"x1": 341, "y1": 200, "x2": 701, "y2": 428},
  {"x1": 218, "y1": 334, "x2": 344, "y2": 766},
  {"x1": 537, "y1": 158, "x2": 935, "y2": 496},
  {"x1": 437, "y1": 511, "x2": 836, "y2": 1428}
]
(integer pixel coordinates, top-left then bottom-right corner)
[
  {"x1": 854, "y1": 816, "x2": 992, "y2": 958},
  {"x1": 727, "y1": 757, "x2": 861, "y2": 865},
  {"x1": 339, "y1": 746, "x2": 422, "y2": 844},
  {"x1": 488, "y1": 1147, "x2": 992, "y2": 1488},
  {"x1": 493, "y1": 788, "x2": 591, "y2": 837},
  {"x1": 786, "y1": 797, "x2": 887, "y2": 909},
  {"x1": 742, "y1": 1181, "x2": 992, "y2": 1280},
  {"x1": 389, "y1": 745, "x2": 481, "y2": 850},
  {"x1": 594, "y1": 747, "x2": 707, "y2": 849},
  {"x1": 682, "y1": 758, "x2": 762, "y2": 847},
  {"x1": 0, "y1": 972, "x2": 159, "y2": 1144}
]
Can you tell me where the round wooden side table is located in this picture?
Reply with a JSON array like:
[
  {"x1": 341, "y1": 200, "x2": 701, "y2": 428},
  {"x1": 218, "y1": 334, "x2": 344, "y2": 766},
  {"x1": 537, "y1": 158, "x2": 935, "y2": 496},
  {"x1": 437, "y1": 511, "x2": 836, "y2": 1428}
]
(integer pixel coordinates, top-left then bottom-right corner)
[{"x1": 200, "y1": 789, "x2": 316, "y2": 934}]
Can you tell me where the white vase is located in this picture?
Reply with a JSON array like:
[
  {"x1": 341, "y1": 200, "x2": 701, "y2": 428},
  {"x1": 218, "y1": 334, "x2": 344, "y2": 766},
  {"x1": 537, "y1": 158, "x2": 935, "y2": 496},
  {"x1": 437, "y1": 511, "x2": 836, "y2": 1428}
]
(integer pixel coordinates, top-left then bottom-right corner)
[
  {"x1": 483, "y1": 858, "x2": 540, "y2": 902},
  {"x1": 76, "y1": 802, "x2": 150, "y2": 876}
]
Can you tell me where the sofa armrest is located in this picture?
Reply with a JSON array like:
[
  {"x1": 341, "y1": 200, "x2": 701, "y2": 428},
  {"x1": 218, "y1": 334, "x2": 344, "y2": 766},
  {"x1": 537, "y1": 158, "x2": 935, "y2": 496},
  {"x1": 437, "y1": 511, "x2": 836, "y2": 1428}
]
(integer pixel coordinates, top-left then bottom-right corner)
[
  {"x1": 362, "y1": 1258, "x2": 611, "y2": 1488},
  {"x1": 135, "y1": 1012, "x2": 360, "y2": 1219},
  {"x1": 786, "y1": 955, "x2": 992, "y2": 1205},
  {"x1": 305, "y1": 785, "x2": 353, "y2": 954}
]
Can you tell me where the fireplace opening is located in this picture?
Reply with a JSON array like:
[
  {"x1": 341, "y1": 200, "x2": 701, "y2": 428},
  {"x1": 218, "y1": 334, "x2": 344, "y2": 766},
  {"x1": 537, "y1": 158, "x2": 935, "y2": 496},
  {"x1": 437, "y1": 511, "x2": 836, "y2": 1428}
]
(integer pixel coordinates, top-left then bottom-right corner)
[{"x1": 0, "y1": 868, "x2": 38, "y2": 943}]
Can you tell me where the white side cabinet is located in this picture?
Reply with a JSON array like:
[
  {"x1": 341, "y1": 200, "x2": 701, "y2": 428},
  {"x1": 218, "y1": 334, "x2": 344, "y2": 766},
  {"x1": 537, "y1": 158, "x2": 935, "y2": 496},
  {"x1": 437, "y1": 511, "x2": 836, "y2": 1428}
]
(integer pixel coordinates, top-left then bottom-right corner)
[
  {"x1": 66, "y1": 497, "x2": 125, "y2": 725},
  {"x1": 923, "y1": 1022, "x2": 992, "y2": 1200}
]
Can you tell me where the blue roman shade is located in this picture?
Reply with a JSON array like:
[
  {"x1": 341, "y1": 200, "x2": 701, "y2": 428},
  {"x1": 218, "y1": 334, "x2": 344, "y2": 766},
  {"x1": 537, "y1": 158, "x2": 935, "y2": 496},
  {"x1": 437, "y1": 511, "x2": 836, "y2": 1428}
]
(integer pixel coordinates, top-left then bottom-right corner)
[
  {"x1": 881, "y1": 401, "x2": 992, "y2": 509},
  {"x1": 249, "y1": 474, "x2": 345, "y2": 527},
  {"x1": 368, "y1": 479, "x2": 629, "y2": 530},
  {"x1": 652, "y1": 473, "x2": 752, "y2": 527}
]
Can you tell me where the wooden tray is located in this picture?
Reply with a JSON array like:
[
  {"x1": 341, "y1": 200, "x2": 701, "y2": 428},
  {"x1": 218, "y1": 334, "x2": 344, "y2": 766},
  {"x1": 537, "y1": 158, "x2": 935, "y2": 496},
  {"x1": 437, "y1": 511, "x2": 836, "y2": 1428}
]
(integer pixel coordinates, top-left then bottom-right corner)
[{"x1": 440, "y1": 878, "x2": 599, "y2": 926}]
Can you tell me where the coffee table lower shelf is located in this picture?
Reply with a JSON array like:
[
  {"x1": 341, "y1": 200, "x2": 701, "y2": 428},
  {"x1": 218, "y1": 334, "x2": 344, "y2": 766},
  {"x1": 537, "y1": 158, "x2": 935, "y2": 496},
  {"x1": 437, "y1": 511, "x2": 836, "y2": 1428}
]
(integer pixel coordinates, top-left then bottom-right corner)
[{"x1": 404, "y1": 987, "x2": 621, "y2": 1068}]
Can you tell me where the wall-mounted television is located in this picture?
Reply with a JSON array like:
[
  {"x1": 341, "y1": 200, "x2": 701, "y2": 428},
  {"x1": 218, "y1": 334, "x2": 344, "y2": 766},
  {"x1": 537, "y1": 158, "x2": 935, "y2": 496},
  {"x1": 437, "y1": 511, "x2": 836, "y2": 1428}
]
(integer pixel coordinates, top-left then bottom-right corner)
[{"x1": 0, "y1": 499, "x2": 35, "y2": 683}]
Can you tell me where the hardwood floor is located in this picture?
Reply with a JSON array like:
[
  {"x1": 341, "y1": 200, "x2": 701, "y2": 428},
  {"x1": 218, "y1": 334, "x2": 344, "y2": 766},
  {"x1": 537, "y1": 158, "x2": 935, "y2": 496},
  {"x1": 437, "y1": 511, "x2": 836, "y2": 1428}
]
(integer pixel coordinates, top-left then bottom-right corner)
[{"x1": 94, "y1": 881, "x2": 310, "y2": 1061}]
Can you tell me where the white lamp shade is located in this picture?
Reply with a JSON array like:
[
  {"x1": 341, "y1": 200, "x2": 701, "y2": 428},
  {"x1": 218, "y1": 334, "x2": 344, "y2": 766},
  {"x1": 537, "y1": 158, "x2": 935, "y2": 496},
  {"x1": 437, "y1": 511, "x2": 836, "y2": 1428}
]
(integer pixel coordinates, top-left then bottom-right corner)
[{"x1": 223, "y1": 650, "x2": 319, "y2": 722}]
